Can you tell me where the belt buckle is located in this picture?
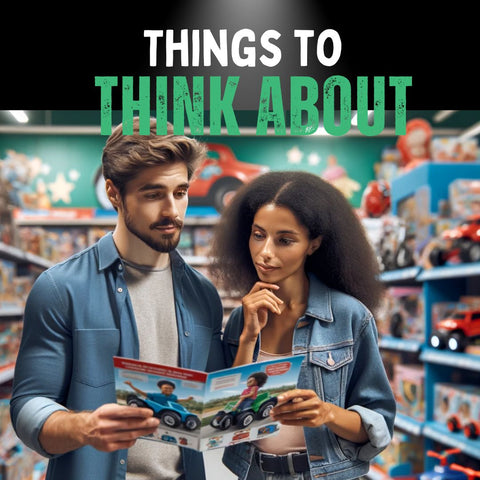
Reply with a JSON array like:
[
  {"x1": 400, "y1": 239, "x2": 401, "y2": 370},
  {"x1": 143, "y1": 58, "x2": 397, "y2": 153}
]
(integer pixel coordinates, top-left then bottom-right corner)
[{"x1": 287, "y1": 452, "x2": 300, "y2": 475}]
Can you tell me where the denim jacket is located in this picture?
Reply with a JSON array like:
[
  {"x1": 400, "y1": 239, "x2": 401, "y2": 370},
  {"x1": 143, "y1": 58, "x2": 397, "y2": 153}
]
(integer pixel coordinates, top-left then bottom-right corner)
[
  {"x1": 222, "y1": 274, "x2": 395, "y2": 480},
  {"x1": 10, "y1": 232, "x2": 226, "y2": 480}
]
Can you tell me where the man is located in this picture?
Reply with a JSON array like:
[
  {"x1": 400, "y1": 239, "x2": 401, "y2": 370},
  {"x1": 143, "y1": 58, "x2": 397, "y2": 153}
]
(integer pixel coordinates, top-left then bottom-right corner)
[{"x1": 10, "y1": 118, "x2": 226, "y2": 480}]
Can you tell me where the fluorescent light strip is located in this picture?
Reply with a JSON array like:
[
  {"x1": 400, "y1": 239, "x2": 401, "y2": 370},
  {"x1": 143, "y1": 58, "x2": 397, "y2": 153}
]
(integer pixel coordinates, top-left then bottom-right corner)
[
  {"x1": 9, "y1": 110, "x2": 29, "y2": 123},
  {"x1": 459, "y1": 121, "x2": 480, "y2": 141},
  {"x1": 433, "y1": 110, "x2": 457, "y2": 123}
]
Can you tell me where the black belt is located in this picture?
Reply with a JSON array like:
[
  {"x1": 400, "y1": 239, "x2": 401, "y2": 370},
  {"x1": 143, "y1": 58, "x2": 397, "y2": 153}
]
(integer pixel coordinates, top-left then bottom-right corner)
[{"x1": 256, "y1": 451, "x2": 310, "y2": 475}]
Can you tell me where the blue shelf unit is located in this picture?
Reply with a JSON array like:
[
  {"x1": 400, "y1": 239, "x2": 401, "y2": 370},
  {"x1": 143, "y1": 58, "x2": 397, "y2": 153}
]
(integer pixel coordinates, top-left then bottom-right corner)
[{"x1": 380, "y1": 161, "x2": 480, "y2": 472}]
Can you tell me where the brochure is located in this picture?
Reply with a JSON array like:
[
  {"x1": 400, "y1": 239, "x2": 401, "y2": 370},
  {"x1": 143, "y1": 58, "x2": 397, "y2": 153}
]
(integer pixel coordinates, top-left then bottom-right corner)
[{"x1": 113, "y1": 354, "x2": 305, "y2": 451}]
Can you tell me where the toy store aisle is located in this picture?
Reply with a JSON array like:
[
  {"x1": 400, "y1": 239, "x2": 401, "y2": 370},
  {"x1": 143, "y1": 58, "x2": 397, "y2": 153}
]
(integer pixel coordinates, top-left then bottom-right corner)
[{"x1": 204, "y1": 448, "x2": 237, "y2": 479}]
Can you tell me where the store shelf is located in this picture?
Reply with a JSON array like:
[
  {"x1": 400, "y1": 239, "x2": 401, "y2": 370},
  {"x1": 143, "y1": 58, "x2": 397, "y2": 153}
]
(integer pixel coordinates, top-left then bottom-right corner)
[
  {"x1": 418, "y1": 262, "x2": 480, "y2": 281},
  {"x1": 0, "y1": 242, "x2": 53, "y2": 269},
  {"x1": 379, "y1": 266, "x2": 422, "y2": 284},
  {"x1": 0, "y1": 363, "x2": 15, "y2": 384},
  {"x1": 423, "y1": 421, "x2": 480, "y2": 461},
  {"x1": 0, "y1": 307, "x2": 23, "y2": 318},
  {"x1": 420, "y1": 347, "x2": 480, "y2": 372},
  {"x1": 379, "y1": 337, "x2": 423, "y2": 353},
  {"x1": 394, "y1": 413, "x2": 423, "y2": 436},
  {"x1": 183, "y1": 255, "x2": 210, "y2": 266},
  {"x1": 13, "y1": 207, "x2": 219, "y2": 227}
]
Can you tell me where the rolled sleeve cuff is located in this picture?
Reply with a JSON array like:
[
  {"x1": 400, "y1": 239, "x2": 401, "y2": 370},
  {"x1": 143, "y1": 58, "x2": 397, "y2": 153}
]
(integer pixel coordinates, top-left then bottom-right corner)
[
  {"x1": 337, "y1": 405, "x2": 392, "y2": 462},
  {"x1": 15, "y1": 397, "x2": 68, "y2": 458}
]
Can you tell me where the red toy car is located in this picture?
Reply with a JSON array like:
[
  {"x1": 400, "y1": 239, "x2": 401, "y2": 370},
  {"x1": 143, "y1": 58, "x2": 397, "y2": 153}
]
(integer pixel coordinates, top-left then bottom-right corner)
[
  {"x1": 188, "y1": 143, "x2": 269, "y2": 212},
  {"x1": 429, "y1": 214, "x2": 480, "y2": 266},
  {"x1": 430, "y1": 308, "x2": 480, "y2": 352}
]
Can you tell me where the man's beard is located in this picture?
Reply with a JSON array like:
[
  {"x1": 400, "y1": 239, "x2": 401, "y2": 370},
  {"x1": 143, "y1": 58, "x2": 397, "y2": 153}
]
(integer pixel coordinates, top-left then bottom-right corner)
[{"x1": 124, "y1": 207, "x2": 183, "y2": 253}]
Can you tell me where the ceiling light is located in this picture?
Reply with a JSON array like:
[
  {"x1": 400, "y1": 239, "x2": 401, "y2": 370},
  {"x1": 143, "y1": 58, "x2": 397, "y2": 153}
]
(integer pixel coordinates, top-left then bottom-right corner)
[
  {"x1": 459, "y1": 121, "x2": 480, "y2": 141},
  {"x1": 9, "y1": 110, "x2": 29, "y2": 123},
  {"x1": 351, "y1": 111, "x2": 374, "y2": 126},
  {"x1": 433, "y1": 110, "x2": 457, "y2": 123}
]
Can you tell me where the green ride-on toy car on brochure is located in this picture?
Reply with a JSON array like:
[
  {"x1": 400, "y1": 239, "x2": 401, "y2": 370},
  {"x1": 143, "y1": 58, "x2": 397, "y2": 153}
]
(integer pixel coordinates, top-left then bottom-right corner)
[{"x1": 210, "y1": 392, "x2": 278, "y2": 430}]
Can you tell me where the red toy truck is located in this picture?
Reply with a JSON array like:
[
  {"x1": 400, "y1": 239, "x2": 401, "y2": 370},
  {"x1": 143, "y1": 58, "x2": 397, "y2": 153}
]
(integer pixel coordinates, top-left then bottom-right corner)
[
  {"x1": 188, "y1": 143, "x2": 269, "y2": 212},
  {"x1": 430, "y1": 308, "x2": 480, "y2": 352},
  {"x1": 429, "y1": 214, "x2": 480, "y2": 266}
]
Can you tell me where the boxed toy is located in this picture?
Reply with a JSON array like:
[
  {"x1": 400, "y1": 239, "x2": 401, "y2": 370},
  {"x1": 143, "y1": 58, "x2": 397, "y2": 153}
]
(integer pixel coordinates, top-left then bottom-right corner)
[
  {"x1": 434, "y1": 383, "x2": 465, "y2": 425},
  {"x1": 87, "y1": 226, "x2": 114, "y2": 245},
  {"x1": 178, "y1": 226, "x2": 194, "y2": 256},
  {"x1": 434, "y1": 383, "x2": 480, "y2": 432},
  {"x1": 374, "y1": 430, "x2": 424, "y2": 475},
  {"x1": 42, "y1": 227, "x2": 89, "y2": 263},
  {"x1": 193, "y1": 227, "x2": 214, "y2": 257},
  {"x1": 376, "y1": 287, "x2": 424, "y2": 341},
  {"x1": 0, "y1": 260, "x2": 16, "y2": 308},
  {"x1": 449, "y1": 178, "x2": 480, "y2": 218},
  {"x1": 431, "y1": 137, "x2": 478, "y2": 163},
  {"x1": 0, "y1": 320, "x2": 23, "y2": 368},
  {"x1": 394, "y1": 364, "x2": 425, "y2": 421}
]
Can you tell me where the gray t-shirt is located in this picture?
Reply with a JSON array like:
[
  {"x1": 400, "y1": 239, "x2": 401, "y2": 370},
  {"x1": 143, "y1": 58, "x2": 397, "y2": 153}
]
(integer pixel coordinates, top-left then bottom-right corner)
[{"x1": 123, "y1": 259, "x2": 182, "y2": 480}]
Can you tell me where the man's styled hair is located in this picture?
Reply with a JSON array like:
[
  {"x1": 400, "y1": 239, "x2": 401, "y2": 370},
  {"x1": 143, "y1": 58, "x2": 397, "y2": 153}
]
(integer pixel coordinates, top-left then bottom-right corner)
[{"x1": 102, "y1": 117, "x2": 206, "y2": 196}]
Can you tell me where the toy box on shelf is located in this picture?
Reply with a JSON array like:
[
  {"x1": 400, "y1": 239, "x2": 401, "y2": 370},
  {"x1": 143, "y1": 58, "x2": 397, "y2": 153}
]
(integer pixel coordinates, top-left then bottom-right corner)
[
  {"x1": 373, "y1": 430, "x2": 424, "y2": 477},
  {"x1": 17, "y1": 226, "x2": 89, "y2": 264},
  {"x1": 377, "y1": 286, "x2": 424, "y2": 341},
  {"x1": 431, "y1": 137, "x2": 478, "y2": 164},
  {"x1": 434, "y1": 383, "x2": 480, "y2": 439},
  {"x1": 178, "y1": 227, "x2": 194, "y2": 257},
  {"x1": 193, "y1": 227, "x2": 214, "y2": 257},
  {"x1": 449, "y1": 179, "x2": 480, "y2": 219},
  {"x1": 0, "y1": 260, "x2": 34, "y2": 311},
  {"x1": 394, "y1": 364, "x2": 425, "y2": 421}
]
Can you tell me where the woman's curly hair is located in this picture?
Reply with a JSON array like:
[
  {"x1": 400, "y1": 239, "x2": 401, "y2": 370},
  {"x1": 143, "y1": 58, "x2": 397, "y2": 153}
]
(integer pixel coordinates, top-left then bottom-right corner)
[{"x1": 209, "y1": 170, "x2": 384, "y2": 313}]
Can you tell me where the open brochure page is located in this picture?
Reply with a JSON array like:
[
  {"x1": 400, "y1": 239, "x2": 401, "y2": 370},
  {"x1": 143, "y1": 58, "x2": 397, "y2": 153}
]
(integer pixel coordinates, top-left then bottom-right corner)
[{"x1": 113, "y1": 355, "x2": 305, "y2": 451}]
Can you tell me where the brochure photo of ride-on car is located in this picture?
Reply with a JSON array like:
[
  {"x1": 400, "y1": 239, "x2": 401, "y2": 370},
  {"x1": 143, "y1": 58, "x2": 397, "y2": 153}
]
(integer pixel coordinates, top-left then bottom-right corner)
[{"x1": 113, "y1": 354, "x2": 305, "y2": 451}]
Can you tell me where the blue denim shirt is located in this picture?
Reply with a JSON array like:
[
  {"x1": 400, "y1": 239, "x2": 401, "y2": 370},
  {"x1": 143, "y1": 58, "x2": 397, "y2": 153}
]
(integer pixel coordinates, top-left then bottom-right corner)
[
  {"x1": 222, "y1": 274, "x2": 396, "y2": 480},
  {"x1": 10, "y1": 232, "x2": 226, "y2": 480}
]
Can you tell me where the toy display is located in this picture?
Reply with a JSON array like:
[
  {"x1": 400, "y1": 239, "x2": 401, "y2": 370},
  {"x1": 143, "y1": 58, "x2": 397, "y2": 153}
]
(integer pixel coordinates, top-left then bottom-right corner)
[
  {"x1": 393, "y1": 364, "x2": 425, "y2": 421},
  {"x1": 430, "y1": 307, "x2": 480, "y2": 352},
  {"x1": 449, "y1": 179, "x2": 480, "y2": 218},
  {"x1": 434, "y1": 383, "x2": 480, "y2": 439},
  {"x1": 431, "y1": 137, "x2": 478, "y2": 164},
  {"x1": 361, "y1": 180, "x2": 391, "y2": 218},
  {"x1": 377, "y1": 287, "x2": 424, "y2": 341},
  {"x1": 369, "y1": 215, "x2": 414, "y2": 271},
  {"x1": 450, "y1": 464, "x2": 480, "y2": 480},
  {"x1": 373, "y1": 430, "x2": 424, "y2": 476},
  {"x1": 396, "y1": 118, "x2": 433, "y2": 170},
  {"x1": 427, "y1": 215, "x2": 480, "y2": 267},
  {"x1": 0, "y1": 260, "x2": 15, "y2": 308},
  {"x1": 419, "y1": 449, "x2": 468, "y2": 480},
  {"x1": 0, "y1": 260, "x2": 33, "y2": 311}
]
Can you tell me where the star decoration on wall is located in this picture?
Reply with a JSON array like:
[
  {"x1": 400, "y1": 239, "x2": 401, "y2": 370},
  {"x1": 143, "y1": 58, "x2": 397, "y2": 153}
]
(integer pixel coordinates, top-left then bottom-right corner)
[
  {"x1": 308, "y1": 152, "x2": 321, "y2": 166},
  {"x1": 286, "y1": 146, "x2": 303, "y2": 164},
  {"x1": 48, "y1": 173, "x2": 75, "y2": 204}
]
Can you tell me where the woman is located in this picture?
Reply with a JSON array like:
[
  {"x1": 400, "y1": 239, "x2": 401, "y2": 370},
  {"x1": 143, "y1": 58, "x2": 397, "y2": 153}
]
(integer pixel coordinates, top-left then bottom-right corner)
[{"x1": 209, "y1": 171, "x2": 395, "y2": 480}]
